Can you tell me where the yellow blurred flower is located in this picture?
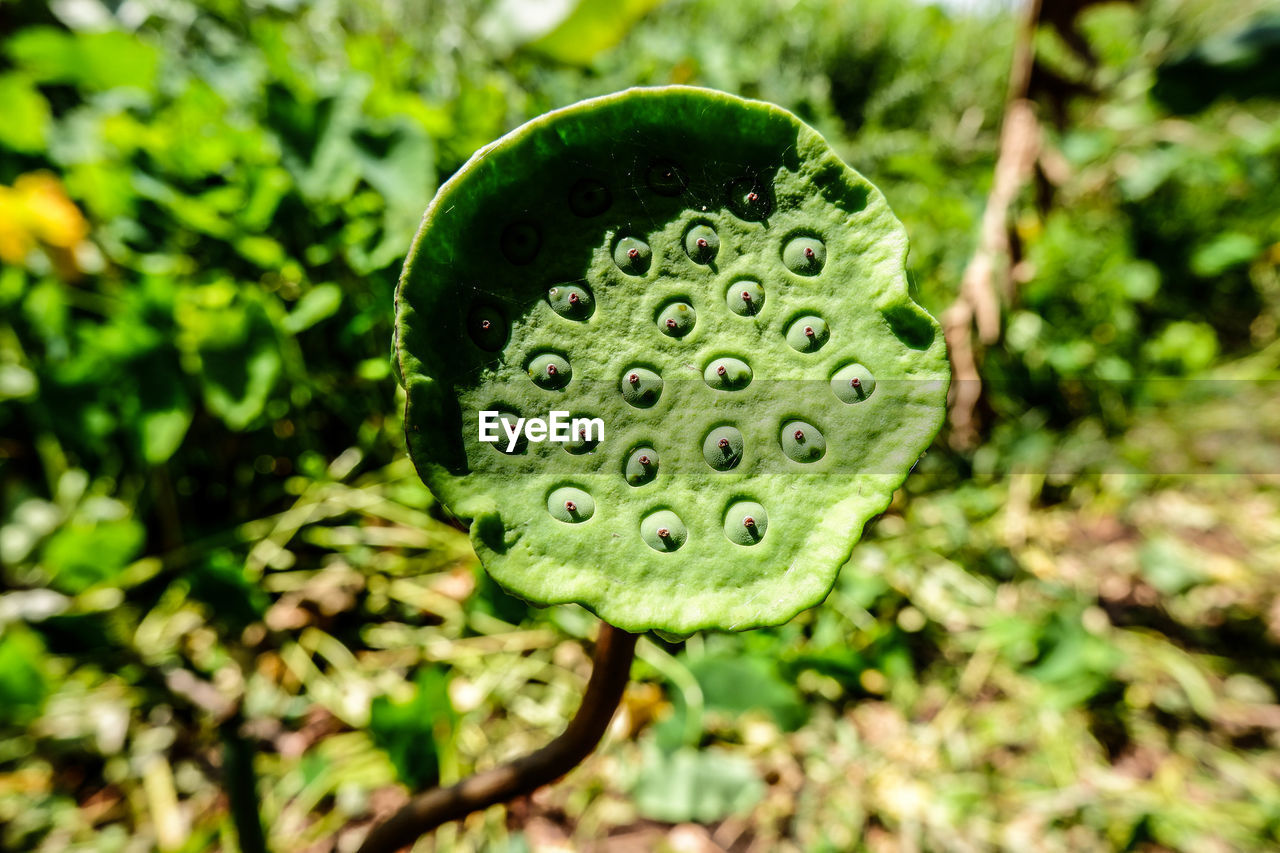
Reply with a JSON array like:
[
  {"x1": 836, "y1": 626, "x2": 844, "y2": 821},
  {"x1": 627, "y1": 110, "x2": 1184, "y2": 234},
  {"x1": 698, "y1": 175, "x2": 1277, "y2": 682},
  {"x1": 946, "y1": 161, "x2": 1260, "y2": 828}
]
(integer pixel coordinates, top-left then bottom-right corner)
[{"x1": 0, "y1": 171, "x2": 89, "y2": 269}]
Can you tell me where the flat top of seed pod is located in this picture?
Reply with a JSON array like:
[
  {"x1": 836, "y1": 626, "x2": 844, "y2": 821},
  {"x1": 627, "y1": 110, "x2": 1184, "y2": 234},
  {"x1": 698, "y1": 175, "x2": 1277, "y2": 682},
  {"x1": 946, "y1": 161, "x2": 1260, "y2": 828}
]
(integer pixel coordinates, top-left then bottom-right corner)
[{"x1": 394, "y1": 86, "x2": 949, "y2": 634}]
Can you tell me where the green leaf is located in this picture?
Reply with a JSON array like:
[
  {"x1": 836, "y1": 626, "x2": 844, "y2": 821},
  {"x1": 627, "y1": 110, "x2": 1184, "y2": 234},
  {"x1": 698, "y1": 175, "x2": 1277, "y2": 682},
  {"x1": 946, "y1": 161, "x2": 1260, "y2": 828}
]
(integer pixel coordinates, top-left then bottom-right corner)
[
  {"x1": 283, "y1": 284, "x2": 343, "y2": 335},
  {"x1": 0, "y1": 626, "x2": 50, "y2": 726},
  {"x1": 6, "y1": 27, "x2": 159, "y2": 92},
  {"x1": 687, "y1": 653, "x2": 808, "y2": 731},
  {"x1": 40, "y1": 516, "x2": 145, "y2": 594},
  {"x1": 525, "y1": 0, "x2": 666, "y2": 65},
  {"x1": 184, "y1": 549, "x2": 270, "y2": 634},
  {"x1": 631, "y1": 744, "x2": 763, "y2": 823},
  {"x1": 368, "y1": 667, "x2": 455, "y2": 790},
  {"x1": 1190, "y1": 232, "x2": 1260, "y2": 277},
  {"x1": 0, "y1": 74, "x2": 51, "y2": 152}
]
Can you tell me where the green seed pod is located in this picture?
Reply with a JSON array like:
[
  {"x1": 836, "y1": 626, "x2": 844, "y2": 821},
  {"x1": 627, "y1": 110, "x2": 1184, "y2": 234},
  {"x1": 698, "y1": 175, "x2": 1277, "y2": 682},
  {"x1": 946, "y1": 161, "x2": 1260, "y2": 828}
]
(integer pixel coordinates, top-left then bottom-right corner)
[
  {"x1": 527, "y1": 353, "x2": 571, "y2": 390},
  {"x1": 702, "y1": 425, "x2": 744, "y2": 471},
  {"x1": 780, "y1": 421, "x2": 825, "y2": 462},
  {"x1": 684, "y1": 224, "x2": 720, "y2": 264},
  {"x1": 620, "y1": 367, "x2": 663, "y2": 407},
  {"x1": 548, "y1": 284, "x2": 594, "y2": 321},
  {"x1": 548, "y1": 486, "x2": 595, "y2": 523},
  {"x1": 831, "y1": 362, "x2": 876, "y2": 403},
  {"x1": 656, "y1": 301, "x2": 696, "y2": 338},
  {"x1": 723, "y1": 501, "x2": 768, "y2": 545},
  {"x1": 624, "y1": 446, "x2": 659, "y2": 486},
  {"x1": 614, "y1": 236, "x2": 652, "y2": 275},
  {"x1": 703, "y1": 357, "x2": 752, "y2": 390},
  {"x1": 395, "y1": 87, "x2": 949, "y2": 633},
  {"x1": 726, "y1": 279, "x2": 765, "y2": 317},
  {"x1": 782, "y1": 235, "x2": 826, "y2": 275},
  {"x1": 786, "y1": 315, "x2": 829, "y2": 352},
  {"x1": 641, "y1": 509, "x2": 687, "y2": 552}
]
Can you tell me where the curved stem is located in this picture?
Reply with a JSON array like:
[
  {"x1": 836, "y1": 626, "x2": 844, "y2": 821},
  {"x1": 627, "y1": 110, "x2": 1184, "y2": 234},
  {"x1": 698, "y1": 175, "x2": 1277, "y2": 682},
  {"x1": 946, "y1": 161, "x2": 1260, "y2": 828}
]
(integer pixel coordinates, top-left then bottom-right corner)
[{"x1": 356, "y1": 623, "x2": 638, "y2": 853}]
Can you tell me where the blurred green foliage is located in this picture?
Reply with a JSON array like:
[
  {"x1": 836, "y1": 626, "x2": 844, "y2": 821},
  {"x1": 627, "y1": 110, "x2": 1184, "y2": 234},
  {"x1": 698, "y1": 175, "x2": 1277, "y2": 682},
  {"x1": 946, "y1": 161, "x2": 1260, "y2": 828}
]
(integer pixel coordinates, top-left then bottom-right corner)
[{"x1": 2, "y1": 0, "x2": 1280, "y2": 850}]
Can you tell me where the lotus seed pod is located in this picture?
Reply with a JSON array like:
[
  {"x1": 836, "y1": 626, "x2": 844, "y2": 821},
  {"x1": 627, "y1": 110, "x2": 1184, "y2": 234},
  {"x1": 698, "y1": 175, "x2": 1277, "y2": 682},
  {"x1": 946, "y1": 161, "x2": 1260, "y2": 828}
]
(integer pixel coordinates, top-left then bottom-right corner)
[
  {"x1": 395, "y1": 87, "x2": 949, "y2": 633},
  {"x1": 723, "y1": 501, "x2": 768, "y2": 545},
  {"x1": 780, "y1": 421, "x2": 826, "y2": 462},
  {"x1": 548, "y1": 486, "x2": 595, "y2": 522},
  {"x1": 703, "y1": 357, "x2": 752, "y2": 390},
  {"x1": 527, "y1": 353, "x2": 571, "y2": 390},
  {"x1": 568, "y1": 179, "x2": 611, "y2": 217},
  {"x1": 641, "y1": 509, "x2": 687, "y2": 552},
  {"x1": 614, "y1": 236, "x2": 652, "y2": 275},
  {"x1": 783, "y1": 235, "x2": 826, "y2": 275},
  {"x1": 684, "y1": 224, "x2": 720, "y2": 264},
  {"x1": 624, "y1": 446, "x2": 659, "y2": 486},
  {"x1": 548, "y1": 284, "x2": 594, "y2": 320},
  {"x1": 831, "y1": 362, "x2": 877, "y2": 403},
  {"x1": 702, "y1": 425, "x2": 744, "y2": 471},
  {"x1": 620, "y1": 367, "x2": 663, "y2": 407},
  {"x1": 656, "y1": 301, "x2": 696, "y2": 338},
  {"x1": 726, "y1": 280, "x2": 766, "y2": 316},
  {"x1": 786, "y1": 315, "x2": 830, "y2": 352}
]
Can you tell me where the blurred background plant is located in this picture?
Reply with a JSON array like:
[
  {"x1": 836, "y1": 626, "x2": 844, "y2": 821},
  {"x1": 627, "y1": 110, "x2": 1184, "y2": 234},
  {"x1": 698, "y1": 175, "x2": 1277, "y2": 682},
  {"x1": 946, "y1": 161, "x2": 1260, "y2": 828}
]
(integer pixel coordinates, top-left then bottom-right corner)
[{"x1": 2, "y1": 0, "x2": 1279, "y2": 850}]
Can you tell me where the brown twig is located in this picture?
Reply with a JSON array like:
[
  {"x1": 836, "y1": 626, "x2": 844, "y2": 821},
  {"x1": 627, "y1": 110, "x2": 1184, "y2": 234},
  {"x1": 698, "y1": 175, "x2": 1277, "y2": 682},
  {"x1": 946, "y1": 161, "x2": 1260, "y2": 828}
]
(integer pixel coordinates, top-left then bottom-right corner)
[
  {"x1": 944, "y1": 0, "x2": 1043, "y2": 448},
  {"x1": 355, "y1": 623, "x2": 638, "y2": 853}
]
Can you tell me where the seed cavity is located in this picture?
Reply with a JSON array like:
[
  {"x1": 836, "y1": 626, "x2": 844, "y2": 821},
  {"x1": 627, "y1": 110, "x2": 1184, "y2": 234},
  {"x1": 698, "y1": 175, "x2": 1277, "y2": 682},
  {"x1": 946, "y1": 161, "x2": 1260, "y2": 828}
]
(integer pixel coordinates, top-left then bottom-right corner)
[
  {"x1": 727, "y1": 176, "x2": 772, "y2": 221},
  {"x1": 641, "y1": 509, "x2": 687, "y2": 552},
  {"x1": 703, "y1": 357, "x2": 752, "y2": 390},
  {"x1": 548, "y1": 486, "x2": 594, "y2": 523},
  {"x1": 620, "y1": 366, "x2": 663, "y2": 408},
  {"x1": 624, "y1": 446, "x2": 659, "y2": 486},
  {"x1": 527, "y1": 353, "x2": 572, "y2": 390},
  {"x1": 656, "y1": 301, "x2": 696, "y2": 338},
  {"x1": 723, "y1": 500, "x2": 768, "y2": 545},
  {"x1": 831, "y1": 363, "x2": 876, "y2": 403},
  {"x1": 568, "y1": 179, "x2": 611, "y2": 217},
  {"x1": 548, "y1": 284, "x2": 594, "y2": 320},
  {"x1": 702, "y1": 425, "x2": 744, "y2": 471},
  {"x1": 467, "y1": 303, "x2": 508, "y2": 351},
  {"x1": 781, "y1": 420, "x2": 826, "y2": 462},
  {"x1": 500, "y1": 222, "x2": 541, "y2": 265},
  {"x1": 786, "y1": 315, "x2": 830, "y2": 352},
  {"x1": 563, "y1": 417, "x2": 601, "y2": 454},
  {"x1": 726, "y1": 280, "x2": 765, "y2": 317},
  {"x1": 783, "y1": 235, "x2": 826, "y2": 275},
  {"x1": 645, "y1": 160, "x2": 687, "y2": 196},
  {"x1": 488, "y1": 410, "x2": 526, "y2": 455},
  {"x1": 684, "y1": 224, "x2": 720, "y2": 264},
  {"x1": 614, "y1": 236, "x2": 652, "y2": 275}
]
